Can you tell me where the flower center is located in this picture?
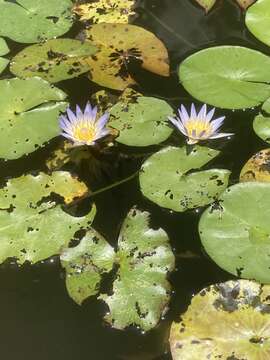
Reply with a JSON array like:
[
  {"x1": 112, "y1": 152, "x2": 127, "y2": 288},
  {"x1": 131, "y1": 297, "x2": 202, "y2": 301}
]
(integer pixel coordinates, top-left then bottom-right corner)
[
  {"x1": 185, "y1": 119, "x2": 212, "y2": 140},
  {"x1": 74, "y1": 125, "x2": 96, "y2": 143}
]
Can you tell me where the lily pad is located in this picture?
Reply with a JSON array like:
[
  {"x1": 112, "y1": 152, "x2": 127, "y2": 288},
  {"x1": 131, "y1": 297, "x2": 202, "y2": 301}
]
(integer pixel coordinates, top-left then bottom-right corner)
[
  {"x1": 109, "y1": 96, "x2": 173, "y2": 146},
  {"x1": 0, "y1": 37, "x2": 9, "y2": 74},
  {"x1": 170, "y1": 279, "x2": 270, "y2": 360},
  {"x1": 199, "y1": 182, "x2": 270, "y2": 283},
  {"x1": 240, "y1": 149, "x2": 270, "y2": 182},
  {"x1": 253, "y1": 113, "x2": 270, "y2": 144},
  {"x1": 246, "y1": 0, "x2": 270, "y2": 47},
  {"x1": 194, "y1": 0, "x2": 216, "y2": 12},
  {"x1": 0, "y1": 171, "x2": 96, "y2": 265},
  {"x1": 85, "y1": 23, "x2": 170, "y2": 90},
  {"x1": 10, "y1": 39, "x2": 97, "y2": 83},
  {"x1": 100, "y1": 208, "x2": 175, "y2": 331},
  {"x1": 140, "y1": 146, "x2": 230, "y2": 212},
  {"x1": 236, "y1": 0, "x2": 256, "y2": 9},
  {"x1": 73, "y1": 0, "x2": 136, "y2": 24},
  {"x1": 0, "y1": 77, "x2": 67, "y2": 160},
  {"x1": 179, "y1": 46, "x2": 270, "y2": 109},
  {"x1": 0, "y1": 0, "x2": 73, "y2": 44},
  {"x1": 61, "y1": 229, "x2": 115, "y2": 305}
]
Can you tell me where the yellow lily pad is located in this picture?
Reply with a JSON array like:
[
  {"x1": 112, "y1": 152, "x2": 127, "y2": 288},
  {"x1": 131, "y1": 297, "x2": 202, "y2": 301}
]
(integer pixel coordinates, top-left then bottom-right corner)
[
  {"x1": 73, "y1": 0, "x2": 136, "y2": 24},
  {"x1": 85, "y1": 23, "x2": 170, "y2": 90},
  {"x1": 240, "y1": 149, "x2": 270, "y2": 182},
  {"x1": 170, "y1": 280, "x2": 270, "y2": 360}
]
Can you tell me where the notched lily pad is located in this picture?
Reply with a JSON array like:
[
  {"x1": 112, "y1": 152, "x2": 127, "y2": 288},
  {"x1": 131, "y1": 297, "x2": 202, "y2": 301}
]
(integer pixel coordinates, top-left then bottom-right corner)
[
  {"x1": 140, "y1": 146, "x2": 230, "y2": 212},
  {"x1": 200, "y1": 182, "x2": 270, "y2": 283},
  {"x1": 0, "y1": 0, "x2": 74, "y2": 44},
  {"x1": 109, "y1": 95, "x2": 174, "y2": 146},
  {"x1": 10, "y1": 39, "x2": 97, "y2": 83},
  {"x1": 246, "y1": 0, "x2": 270, "y2": 47},
  {"x1": 100, "y1": 208, "x2": 175, "y2": 331},
  {"x1": 253, "y1": 113, "x2": 270, "y2": 144},
  {"x1": 85, "y1": 23, "x2": 170, "y2": 90},
  {"x1": 61, "y1": 229, "x2": 115, "y2": 305},
  {"x1": 240, "y1": 149, "x2": 270, "y2": 182},
  {"x1": 0, "y1": 171, "x2": 96, "y2": 265},
  {"x1": 0, "y1": 77, "x2": 67, "y2": 160},
  {"x1": 236, "y1": 0, "x2": 256, "y2": 9},
  {"x1": 73, "y1": 0, "x2": 136, "y2": 24},
  {"x1": 0, "y1": 37, "x2": 9, "y2": 74},
  {"x1": 179, "y1": 46, "x2": 270, "y2": 109},
  {"x1": 170, "y1": 279, "x2": 270, "y2": 360},
  {"x1": 194, "y1": 0, "x2": 216, "y2": 12}
]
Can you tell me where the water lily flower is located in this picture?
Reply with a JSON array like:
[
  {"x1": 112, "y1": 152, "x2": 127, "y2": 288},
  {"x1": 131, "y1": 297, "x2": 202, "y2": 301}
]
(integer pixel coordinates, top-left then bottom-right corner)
[
  {"x1": 168, "y1": 103, "x2": 233, "y2": 145},
  {"x1": 59, "y1": 102, "x2": 110, "y2": 146}
]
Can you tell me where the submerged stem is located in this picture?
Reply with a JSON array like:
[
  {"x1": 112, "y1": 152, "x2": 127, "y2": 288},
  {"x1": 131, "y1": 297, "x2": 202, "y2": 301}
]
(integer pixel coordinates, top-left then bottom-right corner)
[
  {"x1": 66, "y1": 171, "x2": 139, "y2": 208},
  {"x1": 89, "y1": 170, "x2": 139, "y2": 197}
]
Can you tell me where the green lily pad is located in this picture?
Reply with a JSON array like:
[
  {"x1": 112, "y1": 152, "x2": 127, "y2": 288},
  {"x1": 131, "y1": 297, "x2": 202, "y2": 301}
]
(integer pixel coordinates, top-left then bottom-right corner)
[
  {"x1": 140, "y1": 146, "x2": 230, "y2": 212},
  {"x1": 0, "y1": 77, "x2": 67, "y2": 160},
  {"x1": 200, "y1": 182, "x2": 270, "y2": 283},
  {"x1": 0, "y1": 0, "x2": 73, "y2": 44},
  {"x1": 262, "y1": 97, "x2": 270, "y2": 113},
  {"x1": 73, "y1": 0, "x2": 136, "y2": 24},
  {"x1": 253, "y1": 113, "x2": 270, "y2": 144},
  {"x1": 170, "y1": 279, "x2": 270, "y2": 360},
  {"x1": 179, "y1": 46, "x2": 270, "y2": 109},
  {"x1": 0, "y1": 37, "x2": 9, "y2": 74},
  {"x1": 0, "y1": 171, "x2": 96, "y2": 265},
  {"x1": 236, "y1": 0, "x2": 256, "y2": 9},
  {"x1": 109, "y1": 96, "x2": 173, "y2": 146},
  {"x1": 194, "y1": 0, "x2": 216, "y2": 12},
  {"x1": 61, "y1": 229, "x2": 115, "y2": 305},
  {"x1": 240, "y1": 149, "x2": 270, "y2": 182},
  {"x1": 85, "y1": 23, "x2": 170, "y2": 90},
  {"x1": 10, "y1": 39, "x2": 97, "y2": 83},
  {"x1": 100, "y1": 208, "x2": 175, "y2": 331},
  {"x1": 246, "y1": 0, "x2": 270, "y2": 47}
]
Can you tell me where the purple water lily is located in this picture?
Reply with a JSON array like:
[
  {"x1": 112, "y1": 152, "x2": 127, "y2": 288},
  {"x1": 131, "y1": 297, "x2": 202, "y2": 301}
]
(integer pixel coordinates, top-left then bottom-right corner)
[
  {"x1": 168, "y1": 103, "x2": 233, "y2": 145},
  {"x1": 59, "y1": 102, "x2": 110, "y2": 146}
]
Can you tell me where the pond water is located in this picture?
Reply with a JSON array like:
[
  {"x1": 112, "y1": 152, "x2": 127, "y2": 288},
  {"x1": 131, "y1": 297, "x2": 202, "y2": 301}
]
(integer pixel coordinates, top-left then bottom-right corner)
[{"x1": 0, "y1": 0, "x2": 269, "y2": 359}]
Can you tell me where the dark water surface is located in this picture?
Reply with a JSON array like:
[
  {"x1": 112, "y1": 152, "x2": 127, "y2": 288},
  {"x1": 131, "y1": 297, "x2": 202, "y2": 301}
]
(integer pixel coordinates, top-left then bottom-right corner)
[{"x1": 0, "y1": 1, "x2": 268, "y2": 359}]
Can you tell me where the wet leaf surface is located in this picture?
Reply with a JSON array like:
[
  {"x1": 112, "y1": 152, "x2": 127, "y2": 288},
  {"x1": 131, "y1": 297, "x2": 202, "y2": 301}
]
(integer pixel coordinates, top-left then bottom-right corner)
[
  {"x1": 140, "y1": 146, "x2": 230, "y2": 212},
  {"x1": 73, "y1": 0, "x2": 136, "y2": 24},
  {"x1": 61, "y1": 229, "x2": 115, "y2": 305},
  {"x1": 170, "y1": 279, "x2": 270, "y2": 360},
  {"x1": 236, "y1": 0, "x2": 256, "y2": 9},
  {"x1": 240, "y1": 149, "x2": 270, "y2": 182},
  {"x1": 246, "y1": 0, "x2": 270, "y2": 47},
  {"x1": 109, "y1": 95, "x2": 173, "y2": 146},
  {"x1": 100, "y1": 208, "x2": 175, "y2": 331},
  {"x1": 179, "y1": 46, "x2": 270, "y2": 109},
  {"x1": 253, "y1": 114, "x2": 270, "y2": 144},
  {"x1": 85, "y1": 23, "x2": 170, "y2": 90},
  {"x1": 0, "y1": 77, "x2": 67, "y2": 160},
  {"x1": 0, "y1": 171, "x2": 96, "y2": 265},
  {"x1": 10, "y1": 39, "x2": 97, "y2": 83},
  {"x1": 0, "y1": 37, "x2": 9, "y2": 75},
  {"x1": 195, "y1": 0, "x2": 256, "y2": 12},
  {"x1": 0, "y1": 0, "x2": 74, "y2": 43},
  {"x1": 194, "y1": 0, "x2": 216, "y2": 12},
  {"x1": 200, "y1": 182, "x2": 270, "y2": 283}
]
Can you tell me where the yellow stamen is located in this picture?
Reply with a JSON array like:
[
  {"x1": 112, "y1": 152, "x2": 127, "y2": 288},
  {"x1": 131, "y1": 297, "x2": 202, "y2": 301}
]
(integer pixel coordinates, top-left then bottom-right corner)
[
  {"x1": 73, "y1": 124, "x2": 97, "y2": 143},
  {"x1": 185, "y1": 119, "x2": 212, "y2": 140}
]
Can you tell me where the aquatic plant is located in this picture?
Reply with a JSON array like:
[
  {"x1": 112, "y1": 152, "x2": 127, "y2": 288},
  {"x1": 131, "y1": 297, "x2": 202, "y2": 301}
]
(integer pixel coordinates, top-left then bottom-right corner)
[
  {"x1": 168, "y1": 104, "x2": 233, "y2": 144},
  {"x1": 59, "y1": 102, "x2": 110, "y2": 146}
]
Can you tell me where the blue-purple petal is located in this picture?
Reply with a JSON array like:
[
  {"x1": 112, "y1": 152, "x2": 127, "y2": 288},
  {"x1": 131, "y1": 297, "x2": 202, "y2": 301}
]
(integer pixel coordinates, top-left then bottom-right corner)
[
  {"x1": 96, "y1": 112, "x2": 109, "y2": 129},
  {"x1": 211, "y1": 116, "x2": 225, "y2": 132},
  {"x1": 190, "y1": 103, "x2": 197, "y2": 119}
]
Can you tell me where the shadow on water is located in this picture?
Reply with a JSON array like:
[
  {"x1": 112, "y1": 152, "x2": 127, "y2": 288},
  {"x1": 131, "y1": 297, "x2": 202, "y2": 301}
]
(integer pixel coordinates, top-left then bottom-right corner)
[{"x1": 0, "y1": 0, "x2": 268, "y2": 359}]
